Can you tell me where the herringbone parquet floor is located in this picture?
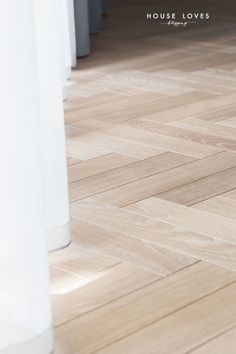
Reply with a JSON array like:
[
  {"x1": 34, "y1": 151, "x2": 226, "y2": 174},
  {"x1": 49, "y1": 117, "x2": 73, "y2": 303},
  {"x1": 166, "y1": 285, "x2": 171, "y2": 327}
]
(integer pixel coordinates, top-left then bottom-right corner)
[{"x1": 53, "y1": 1, "x2": 236, "y2": 353}]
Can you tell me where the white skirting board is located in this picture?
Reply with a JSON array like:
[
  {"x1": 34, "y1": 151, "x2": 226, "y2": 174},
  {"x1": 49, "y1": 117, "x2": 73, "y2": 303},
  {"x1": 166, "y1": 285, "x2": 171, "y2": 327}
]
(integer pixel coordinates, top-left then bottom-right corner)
[
  {"x1": 0, "y1": 328, "x2": 53, "y2": 354},
  {"x1": 48, "y1": 222, "x2": 71, "y2": 252}
]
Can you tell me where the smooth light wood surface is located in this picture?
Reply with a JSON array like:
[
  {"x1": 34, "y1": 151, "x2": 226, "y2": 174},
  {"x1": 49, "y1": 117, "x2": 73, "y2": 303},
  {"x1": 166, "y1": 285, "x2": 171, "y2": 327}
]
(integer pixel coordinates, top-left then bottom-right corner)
[{"x1": 52, "y1": 0, "x2": 236, "y2": 353}]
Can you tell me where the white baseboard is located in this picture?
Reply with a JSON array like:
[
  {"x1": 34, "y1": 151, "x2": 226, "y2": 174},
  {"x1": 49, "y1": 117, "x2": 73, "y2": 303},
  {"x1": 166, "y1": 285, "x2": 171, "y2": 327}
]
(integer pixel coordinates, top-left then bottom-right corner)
[
  {"x1": 48, "y1": 222, "x2": 71, "y2": 252},
  {"x1": 0, "y1": 327, "x2": 53, "y2": 354}
]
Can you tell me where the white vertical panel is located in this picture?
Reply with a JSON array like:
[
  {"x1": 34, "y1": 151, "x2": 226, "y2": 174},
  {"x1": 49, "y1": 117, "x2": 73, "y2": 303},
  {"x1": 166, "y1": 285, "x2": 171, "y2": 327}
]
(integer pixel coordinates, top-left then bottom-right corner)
[
  {"x1": 54, "y1": 0, "x2": 72, "y2": 99},
  {"x1": 33, "y1": 0, "x2": 71, "y2": 251},
  {"x1": 0, "y1": 0, "x2": 53, "y2": 353},
  {"x1": 67, "y1": 0, "x2": 77, "y2": 67}
]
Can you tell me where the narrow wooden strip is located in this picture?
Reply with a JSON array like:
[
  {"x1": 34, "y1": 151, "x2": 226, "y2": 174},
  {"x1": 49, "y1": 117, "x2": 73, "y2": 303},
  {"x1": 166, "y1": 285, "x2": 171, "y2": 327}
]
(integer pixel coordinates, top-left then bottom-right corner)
[
  {"x1": 71, "y1": 200, "x2": 236, "y2": 271},
  {"x1": 218, "y1": 117, "x2": 236, "y2": 128},
  {"x1": 223, "y1": 188, "x2": 236, "y2": 199},
  {"x1": 71, "y1": 218, "x2": 196, "y2": 276},
  {"x1": 140, "y1": 91, "x2": 236, "y2": 123},
  {"x1": 191, "y1": 103, "x2": 236, "y2": 122},
  {"x1": 125, "y1": 197, "x2": 236, "y2": 245},
  {"x1": 49, "y1": 242, "x2": 119, "y2": 277},
  {"x1": 158, "y1": 166, "x2": 236, "y2": 206},
  {"x1": 69, "y1": 153, "x2": 193, "y2": 201},
  {"x1": 66, "y1": 139, "x2": 111, "y2": 161},
  {"x1": 50, "y1": 266, "x2": 83, "y2": 296},
  {"x1": 189, "y1": 326, "x2": 236, "y2": 354},
  {"x1": 192, "y1": 196, "x2": 236, "y2": 219},
  {"x1": 96, "y1": 282, "x2": 236, "y2": 354},
  {"x1": 67, "y1": 156, "x2": 82, "y2": 166},
  {"x1": 68, "y1": 154, "x2": 136, "y2": 183},
  {"x1": 88, "y1": 123, "x2": 222, "y2": 159},
  {"x1": 93, "y1": 152, "x2": 236, "y2": 207},
  {"x1": 68, "y1": 129, "x2": 164, "y2": 160},
  {"x1": 121, "y1": 118, "x2": 236, "y2": 152},
  {"x1": 65, "y1": 92, "x2": 162, "y2": 123},
  {"x1": 52, "y1": 262, "x2": 159, "y2": 326},
  {"x1": 54, "y1": 263, "x2": 236, "y2": 354},
  {"x1": 169, "y1": 117, "x2": 236, "y2": 140}
]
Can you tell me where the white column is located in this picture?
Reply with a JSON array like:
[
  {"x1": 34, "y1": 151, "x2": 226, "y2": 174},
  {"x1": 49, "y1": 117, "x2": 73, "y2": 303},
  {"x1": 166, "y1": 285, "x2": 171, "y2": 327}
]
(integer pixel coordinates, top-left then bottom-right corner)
[
  {"x1": 33, "y1": 0, "x2": 71, "y2": 251},
  {"x1": 54, "y1": 0, "x2": 72, "y2": 99},
  {"x1": 67, "y1": 0, "x2": 77, "y2": 67},
  {"x1": 0, "y1": 1, "x2": 53, "y2": 354},
  {"x1": 61, "y1": 0, "x2": 72, "y2": 78}
]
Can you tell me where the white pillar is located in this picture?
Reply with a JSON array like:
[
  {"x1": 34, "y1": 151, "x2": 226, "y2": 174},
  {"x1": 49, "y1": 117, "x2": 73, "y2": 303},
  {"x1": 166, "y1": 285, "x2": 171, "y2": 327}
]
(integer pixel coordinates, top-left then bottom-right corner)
[
  {"x1": 54, "y1": 0, "x2": 72, "y2": 99},
  {"x1": 0, "y1": 1, "x2": 53, "y2": 354},
  {"x1": 33, "y1": 0, "x2": 71, "y2": 251},
  {"x1": 67, "y1": 0, "x2": 77, "y2": 67},
  {"x1": 61, "y1": 0, "x2": 72, "y2": 78}
]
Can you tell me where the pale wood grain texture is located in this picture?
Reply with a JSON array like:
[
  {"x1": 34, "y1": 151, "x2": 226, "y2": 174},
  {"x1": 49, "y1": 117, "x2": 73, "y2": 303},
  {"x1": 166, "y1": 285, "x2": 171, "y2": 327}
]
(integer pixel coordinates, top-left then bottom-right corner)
[
  {"x1": 125, "y1": 197, "x2": 236, "y2": 245},
  {"x1": 70, "y1": 200, "x2": 236, "y2": 271},
  {"x1": 189, "y1": 326, "x2": 236, "y2": 354},
  {"x1": 158, "y1": 166, "x2": 236, "y2": 205},
  {"x1": 52, "y1": 262, "x2": 160, "y2": 326},
  {"x1": 92, "y1": 152, "x2": 236, "y2": 207},
  {"x1": 52, "y1": 0, "x2": 236, "y2": 352},
  {"x1": 122, "y1": 118, "x2": 236, "y2": 152},
  {"x1": 69, "y1": 152, "x2": 194, "y2": 201},
  {"x1": 193, "y1": 196, "x2": 236, "y2": 219},
  {"x1": 71, "y1": 218, "x2": 196, "y2": 276},
  {"x1": 68, "y1": 127, "x2": 165, "y2": 160},
  {"x1": 68, "y1": 153, "x2": 136, "y2": 183},
  {"x1": 54, "y1": 263, "x2": 236, "y2": 354},
  {"x1": 96, "y1": 283, "x2": 236, "y2": 354}
]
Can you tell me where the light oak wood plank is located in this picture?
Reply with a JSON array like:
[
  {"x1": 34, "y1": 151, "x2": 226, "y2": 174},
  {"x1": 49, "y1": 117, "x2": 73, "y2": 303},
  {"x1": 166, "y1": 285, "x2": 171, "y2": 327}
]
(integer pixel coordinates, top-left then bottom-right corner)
[
  {"x1": 218, "y1": 116, "x2": 236, "y2": 128},
  {"x1": 223, "y1": 188, "x2": 236, "y2": 199},
  {"x1": 68, "y1": 153, "x2": 136, "y2": 183},
  {"x1": 191, "y1": 102, "x2": 236, "y2": 122},
  {"x1": 50, "y1": 266, "x2": 83, "y2": 296},
  {"x1": 190, "y1": 326, "x2": 236, "y2": 354},
  {"x1": 113, "y1": 91, "x2": 213, "y2": 115},
  {"x1": 170, "y1": 117, "x2": 236, "y2": 140},
  {"x1": 140, "y1": 91, "x2": 236, "y2": 123},
  {"x1": 193, "y1": 196, "x2": 236, "y2": 219},
  {"x1": 65, "y1": 92, "x2": 163, "y2": 123},
  {"x1": 69, "y1": 152, "x2": 193, "y2": 201},
  {"x1": 122, "y1": 118, "x2": 236, "y2": 152},
  {"x1": 71, "y1": 218, "x2": 196, "y2": 276},
  {"x1": 162, "y1": 68, "x2": 236, "y2": 89},
  {"x1": 93, "y1": 152, "x2": 236, "y2": 207},
  {"x1": 158, "y1": 166, "x2": 236, "y2": 206},
  {"x1": 75, "y1": 119, "x2": 222, "y2": 158},
  {"x1": 97, "y1": 282, "x2": 236, "y2": 354},
  {"x1": 52, "y1": 262, "x2": 160, "y2": 326},
  {"x1": 49, "y1": 243, "x2": 120, "y2": 277},
  {"x1": 68, "y1": 129, "x2": 164, "y2": 160},
  {"x1": 153, "y1": 70, "x2": 232, "y2": 95},
  {"x1": 66, "y1": 139, "x2": 111, "y2": 161},
  {"x1": 85, "y1": 122, "x2": 222, "y2": 159},
  {"x1": 126, "y1": 197, "x2": 236, "y2": 245},
  {"x1": 71, "y1": 200, "x2": 236, "y2": 270},
  {"x1": 54, "y1": 263, "x2": 236, "y2": 354},
  {"x1": 67, "y1": 156, "x2": 82, "y2": 166}
]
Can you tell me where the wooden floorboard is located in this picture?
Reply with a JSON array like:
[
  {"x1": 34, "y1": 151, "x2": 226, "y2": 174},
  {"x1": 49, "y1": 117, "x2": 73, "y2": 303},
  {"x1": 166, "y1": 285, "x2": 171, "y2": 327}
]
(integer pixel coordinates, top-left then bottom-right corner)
[
  {"x1": 53, "y1": 0, "x2": 236, "y2": 352},
  {"x1": 70, "y1": 200, "x2": 236, "y2": 271},
  {"x1": 54, "y1": 263, "x2": 236, "y2": 354},
  {"x1": 95, "y1": 282, "x2": 236, "y2": 354}
]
